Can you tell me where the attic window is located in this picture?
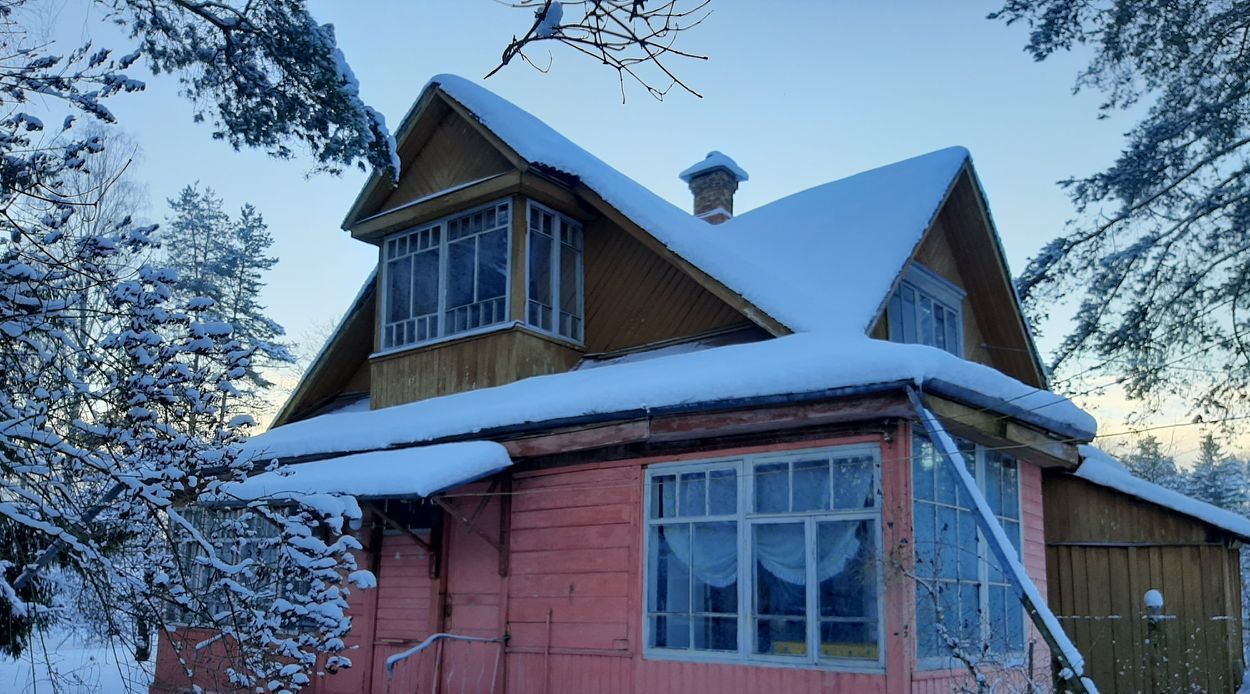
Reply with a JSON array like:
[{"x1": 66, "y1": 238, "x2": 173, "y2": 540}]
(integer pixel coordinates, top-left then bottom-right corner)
[
  {"x1": 526, "y1": 201, "x2": 584, "y2": 343},
  {"x1": 381, "y1": 200, "x2": 510, "y2": 350},
  {"x1": 886, "y1": 264, "x2": 964, "y2": 357}
]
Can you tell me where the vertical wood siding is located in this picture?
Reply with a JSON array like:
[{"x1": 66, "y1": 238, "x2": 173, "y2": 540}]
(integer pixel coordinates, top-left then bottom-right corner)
[{"x1": 1044, "y1": 474, "x2": 1244, "y2": 693}]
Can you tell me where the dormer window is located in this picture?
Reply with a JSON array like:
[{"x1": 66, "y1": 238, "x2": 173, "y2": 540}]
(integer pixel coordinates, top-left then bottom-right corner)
[
  {"x1": 526, "y1": 201, "x2": 584, "y2": 342},
  {"x1": 887, "y1": 264, "x2": 964, "y2": 357},
  {"x1": 382, "y1": 200, "x2": 511, "y2": 350},
  {"x1": 379, "y1": 198, "x2": 584, "y2": 352}
]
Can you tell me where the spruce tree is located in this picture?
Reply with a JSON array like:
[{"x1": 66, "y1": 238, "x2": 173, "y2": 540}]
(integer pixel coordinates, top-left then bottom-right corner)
[{"x1": 1124, "y1": 436, "x2": 1183, "y2": 490}]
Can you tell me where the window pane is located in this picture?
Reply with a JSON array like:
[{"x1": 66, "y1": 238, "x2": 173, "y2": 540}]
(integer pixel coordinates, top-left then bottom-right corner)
[
  {"x1": 912, "y1": 434, "x2": 936, "y2": 501},
  {"x1": 915, "y1": 583, "x2": 939, "y2": 658},
  {"x1": 650, "y1": 474, "x2": 677, "y2": 519},
  {"x1": 792, "y1": 460, "x2": 830, "y2": 511},
  {"x1": 1007, "y1": 593, "x2": 1024, "y2": 651},
  {"x1": 528, "y1": 230, "x2": 553, "y2": 309},
  {"x1": 754, "y1": 462, "x2": 789, "y2": 513},
  {"x1": 818, "y1": 521, "x2": 876, "y2": 620},
  {"x1": 958, "y1": 583, "x2": 980, "y2": 645},
  {"x1": 756, "y1": 618, "x2": 806, "y2": 656},
  {"x1": 476, "y1": 228, "x2": 507, "y2": 301},
  {"x1": 678, "y1": 472, "x2": 706, "y2": 517},
  {"x1": 833, "y1": 456, "x2": 875, "y2": 509},
  {"x1": 985, "y1": 455, "x2": 1003, "y2": 515},
  {"x1": 901, "y1": 286, "x2": 916, "y2": 343},
  {"x1": 559, "y1": 240, "x2": 580, "y2": 317},
  {"x1": 651, "y1": 615, "x2": 691, "y2": 649},
  {"x1": 919, "y1": 294, "x2": 934, "y2": 346},
  {"x1": 936, "y1": 506, "x2": 959, "y2": 579},
  {"x1": 957, "y1": 509, "x2": 978, "y2": 581},
  {"x1": 386, "y1": 256, "x2": 412, "y2": 324},
  {"x1": 999, "y1": 455, "x2": 1019, "y2": 519},
  {"x1": 707, "y1": 469, "x2": 736, "y2": 515},
  {"x1": 988, "y1": 584, "x2": 1009, "y2": 654},
  {"x1": 446, "y1": 238, "x2": 475, "y2": 309},
  {"x1": 913, "y1": 503, "x2": 937, "y2": 579},
  {"x1": 753, "y1": 523, "x2": 805, "y2": 616},
  {"x1": 820, "y1": 621, "x2": 878, "y2": 660},
  {"x1": 693, "y1": 616, "x2": 737, "y2": 651},
  {"x1": 648, "y1": 524, "x2": 690, "y2": 613},
  {"x1": 692, "y1": 522, "x2": 737, "y2": 614},
  {"x1": 412, "y1": 249, "x2": 439, "y2": 317}
]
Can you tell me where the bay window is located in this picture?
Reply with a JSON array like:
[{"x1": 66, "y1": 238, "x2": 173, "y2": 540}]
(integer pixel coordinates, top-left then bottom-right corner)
[
  {"x1": 644, "y1": 445, "x2": 884, "y2": 668},
  {"x1": 379, "y1": 197, "x2": 586, "y2": 352},
  {"x1": 526, "y1": 201, "x2": 583, "y2": 342},
  {"x1": 382, "y1": 200, "x2": 511, "y2": 350},
  {"x1": 912, "y1": 432, "x2": 1024, "y2": 667}
]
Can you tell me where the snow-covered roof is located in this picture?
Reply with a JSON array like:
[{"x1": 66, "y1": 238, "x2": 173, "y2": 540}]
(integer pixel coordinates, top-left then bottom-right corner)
[
  {"x1": 679, "y1": 150, "x2": 749, "y2": 183},
  {"x1": 427, "y1": 74, "x2": 968, "y2": 335},
  {"x1": 225, "y1": 441, "x2": 511, "y2": 503},
  {"x1": 246, "y1": 333, "x2": 1094, "y2": 463},
  {"x1": 1076, "y1": 445, "x2": 1250, "y2": 540}
]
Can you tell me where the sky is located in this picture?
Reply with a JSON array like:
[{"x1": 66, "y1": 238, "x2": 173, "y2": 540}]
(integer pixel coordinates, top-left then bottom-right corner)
[{"x1": 38, "y1": 1, "x2": 1227, "y2": 460}]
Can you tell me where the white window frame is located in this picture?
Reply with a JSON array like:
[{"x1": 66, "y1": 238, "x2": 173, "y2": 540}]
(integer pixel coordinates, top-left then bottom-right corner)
[
  {"x1": 378, "y1": 198, "x2": 512, "y2": 354},
  {"x1": 642, "y1": 444, "x2": 887, "y2": 673},
  {"x1": 524, "y1": 200, "x2": 584, "y2": 345},
  {"x1": 887, "y1": 263, "x2": 966, "y2": 357},
  {"x1": 912, "y1": 435, "x2": 1026, "y2": 670}
]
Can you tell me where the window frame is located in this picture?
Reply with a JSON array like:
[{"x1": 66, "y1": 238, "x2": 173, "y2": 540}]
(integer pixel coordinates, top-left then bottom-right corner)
[
  {"x1": 642, "y1": 444, "x2": 887, "y2": 673},
  {"x1": 911, "y1": 435, "x2": 1027, "y2": 671},
  {"x1": 377, "y1": 198, "x2": 513, "y2": 355},
  {"x1": 887, "y1": 263, "x2": 966, "y2": 357},
  {"x1": 524, "y1": 199, "x2": 584, "y2": 345}
]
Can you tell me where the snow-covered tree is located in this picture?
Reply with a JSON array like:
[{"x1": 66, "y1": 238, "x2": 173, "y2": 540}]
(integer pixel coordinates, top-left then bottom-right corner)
[
  {"x1": 1185, "y1": 434, "x2": 1248, "y2": 514},
  {"x1": 990, "y1": 1, "x2": 1250, "y2": 421},
  {"x1": 161, "y1": 186, "x2": 292, "y2": 422},
  {"x1": 1122, "y1": 436, "x2": 1183, "y2": 489}
]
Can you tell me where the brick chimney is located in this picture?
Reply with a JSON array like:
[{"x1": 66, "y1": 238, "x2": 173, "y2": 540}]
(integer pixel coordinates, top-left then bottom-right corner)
[{"x1": 679, "y1": 151, "x2": 749, "y2": 224}]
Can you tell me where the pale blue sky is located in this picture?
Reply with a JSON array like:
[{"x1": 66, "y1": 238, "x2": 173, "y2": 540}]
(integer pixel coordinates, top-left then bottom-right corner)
[{"x1": 57, "y1": 0, "x2": 1176, "y2": 444}]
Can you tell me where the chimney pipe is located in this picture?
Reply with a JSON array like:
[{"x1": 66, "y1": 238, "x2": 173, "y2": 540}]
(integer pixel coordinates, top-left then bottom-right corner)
[{"x1": 679, "y1": 151, "x2": 749, "y2": 224}]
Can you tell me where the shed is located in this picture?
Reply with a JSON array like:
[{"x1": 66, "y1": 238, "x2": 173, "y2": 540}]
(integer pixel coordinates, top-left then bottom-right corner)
[{"x1": 1044, "y1": 447, "x2": 1250, "y2": 693}]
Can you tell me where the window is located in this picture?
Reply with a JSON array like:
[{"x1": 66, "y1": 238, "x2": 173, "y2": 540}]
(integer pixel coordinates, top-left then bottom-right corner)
[
  {"x1": 170, "y1": 507, "x2": 283, "y2": 624},
  {"x1": 887, "y1": 264, "x2": 964, "y2": 356},
  {"x1": 381, "y1": 200, "x2": 511, "y2": 350},
  {"x1": 526, "y1": 201, "x2": 583, "y2": 343},
  {"x1": 912, "y1": 432, "x2": 1024, "y2": 667},
  {"x1": 644, "y1": 446, "x2": 884, "y2": 668}
]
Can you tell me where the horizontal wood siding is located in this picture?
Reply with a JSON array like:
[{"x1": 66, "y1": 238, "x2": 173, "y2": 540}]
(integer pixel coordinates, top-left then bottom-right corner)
[
  {"x1": 1044, "y1": 473, "x2": 1244, "y2": 693},
  {"x1": 910, "y1": 215, "x2": 992, "y2": 368},
  {"x1": 582, "y1": 215, "x2": 749, "y2": 353},
  {"x1": 370, "y1": 329, "x2": 582, "y2": 409}
]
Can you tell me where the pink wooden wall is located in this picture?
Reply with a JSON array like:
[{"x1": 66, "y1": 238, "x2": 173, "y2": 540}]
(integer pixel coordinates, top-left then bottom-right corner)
[{"x1": 151, "y1": 424, "x2": 1055, "y2": 693}]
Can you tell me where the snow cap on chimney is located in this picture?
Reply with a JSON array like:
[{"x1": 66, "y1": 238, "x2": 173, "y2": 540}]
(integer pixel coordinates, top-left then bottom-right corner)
[{"x1": 679, "y1": 151, "x2": 748, "y2": 225}]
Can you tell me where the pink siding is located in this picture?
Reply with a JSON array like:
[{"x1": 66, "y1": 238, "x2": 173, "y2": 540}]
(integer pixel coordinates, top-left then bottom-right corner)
[{"x1": 152, "y1": 424, "x2": 1058, "y2": 693}]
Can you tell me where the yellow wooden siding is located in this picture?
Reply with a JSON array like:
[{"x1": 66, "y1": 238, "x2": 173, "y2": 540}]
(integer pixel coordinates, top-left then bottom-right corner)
[
  {"x1": 380, "y1": 109, "x2": 514, "y2": 215},
  {"x1": 582, "y1": 215, "x2": 749, "y2": 353},
  {"x1": 370, "y1": 329, "x2": 582, "y2": 409}
]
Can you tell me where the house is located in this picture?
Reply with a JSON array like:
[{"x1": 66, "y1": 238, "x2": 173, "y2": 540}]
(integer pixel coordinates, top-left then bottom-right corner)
[
  {"x1": 151, "y1": 73, "x2": 1126, "y2": 693},
  {"x1": 1044, "y1": 447, "x2": 1250, "y2": 693}
]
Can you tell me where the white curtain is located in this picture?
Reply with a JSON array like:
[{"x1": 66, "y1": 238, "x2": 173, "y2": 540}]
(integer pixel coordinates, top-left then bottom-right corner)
[{"x1": 660, "y1": 521, "x2": 864, "y2": 589}]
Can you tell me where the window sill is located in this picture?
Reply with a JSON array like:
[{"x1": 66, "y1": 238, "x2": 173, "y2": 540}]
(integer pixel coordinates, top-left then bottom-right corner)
[
  {"x1": 370, "y1": 321, "x2": 585, "y2": 362},
  {"x1": 643, "y1": 647, "x2": 886, "y2": 675}
]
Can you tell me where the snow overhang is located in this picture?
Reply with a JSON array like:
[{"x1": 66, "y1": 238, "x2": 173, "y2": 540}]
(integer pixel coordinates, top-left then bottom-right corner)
[{"x1": 218, "y1": 441, "x2": 512, "y2": 504}]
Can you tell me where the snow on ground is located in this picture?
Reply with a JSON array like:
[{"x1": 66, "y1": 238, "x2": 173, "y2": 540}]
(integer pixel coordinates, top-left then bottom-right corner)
[
  {"x1": 247, "y1": 333, "x2": 1096, "y2": 462},
  {"x1": 0, "y1": 632, "x2": 152, "y2": 693}
]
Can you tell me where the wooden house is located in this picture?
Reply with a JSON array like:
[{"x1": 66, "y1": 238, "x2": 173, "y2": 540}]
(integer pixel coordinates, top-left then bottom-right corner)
[
  {"x1": 1044, "y1": 448, "x2": 1250, "y2": 693},
  {"x1": 149, "y1": 74, "x2": 1237, "y2": 693}
]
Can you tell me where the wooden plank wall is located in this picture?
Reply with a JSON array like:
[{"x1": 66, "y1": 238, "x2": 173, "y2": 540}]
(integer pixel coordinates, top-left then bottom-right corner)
[
  {"x1": 582, "y1": 215, "x2": 751, "y2": 354},
  {"x1": 1044, "y1": 474, "x2": 1244, "y2": 693},
  {"x1": 370, "y1": 329, "x2": 582, "y2": 409},
  {"x1": 380, "y1": 105, "x2": 514, "y2": 215}
]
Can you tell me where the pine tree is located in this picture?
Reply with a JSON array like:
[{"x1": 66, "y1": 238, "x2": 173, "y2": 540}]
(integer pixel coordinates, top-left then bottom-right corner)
[
  {"x1": 1185, "y1": 434, "x2": 1248, "y2": 513},
  {"x1": 1123, "y1": 436, "x2": 1183, "y2": 490},
  {"x1": 161, "y1": 187, "x2": 293, "y2": 420}
]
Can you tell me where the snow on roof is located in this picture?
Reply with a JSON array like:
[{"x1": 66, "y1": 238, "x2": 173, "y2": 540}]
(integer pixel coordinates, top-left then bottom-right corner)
[
  {"x1": 1076, "y1": 445, "x2": 1250, "y2": 540},
  {"x1": 247, "y1": 333, "x2": 1095, "y2": 462},
  {"x1": 224, "y1": 441, "x2": 511, "y2": 504},
  {"x1": 428, "y1": 74, "x2": 967, "y2": 335},
  {"x1": 679, "y1": 150, "x2": 749, "y2": 183}
]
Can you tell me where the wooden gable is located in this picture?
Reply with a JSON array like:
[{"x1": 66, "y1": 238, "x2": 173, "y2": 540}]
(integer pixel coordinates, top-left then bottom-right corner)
[{"x1": 870, "y1": 166, "x2": 1046, "y2": 388}]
